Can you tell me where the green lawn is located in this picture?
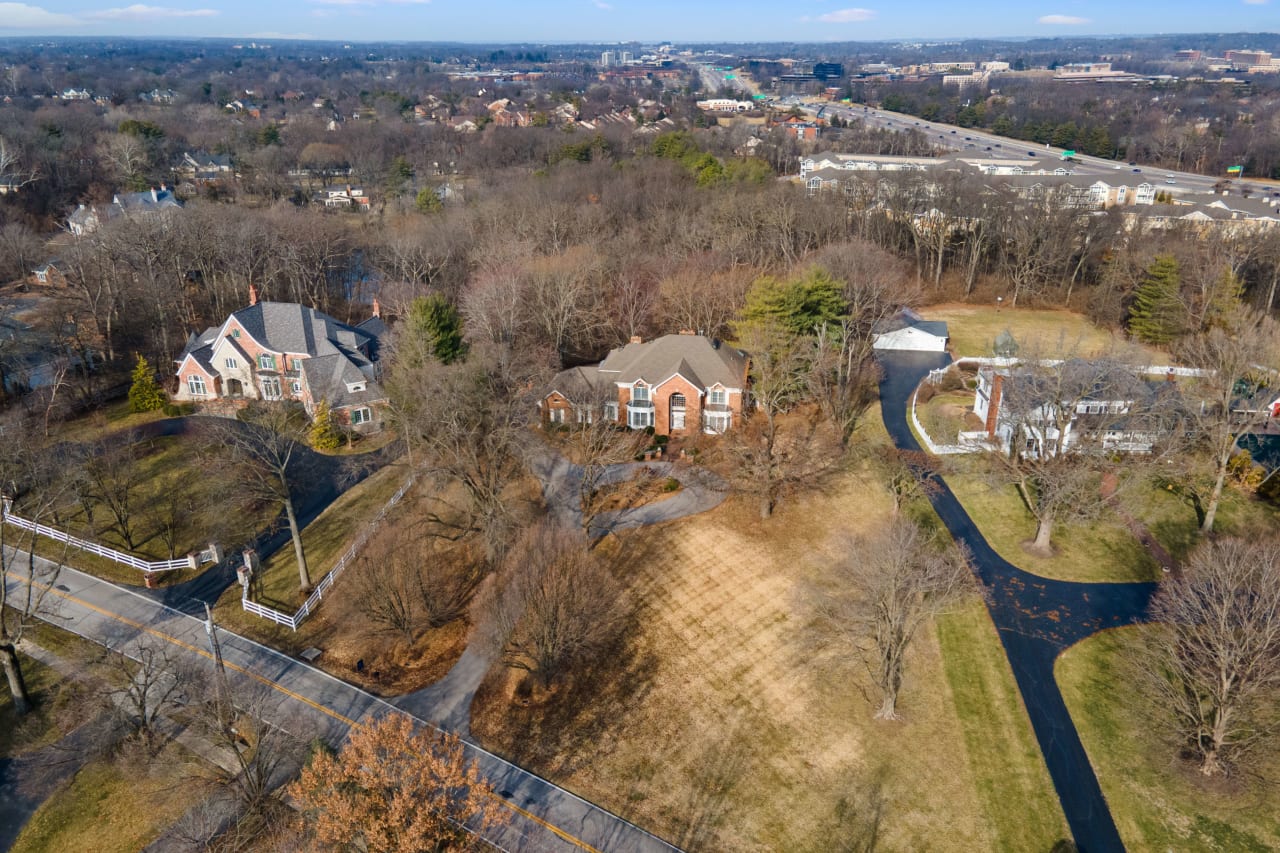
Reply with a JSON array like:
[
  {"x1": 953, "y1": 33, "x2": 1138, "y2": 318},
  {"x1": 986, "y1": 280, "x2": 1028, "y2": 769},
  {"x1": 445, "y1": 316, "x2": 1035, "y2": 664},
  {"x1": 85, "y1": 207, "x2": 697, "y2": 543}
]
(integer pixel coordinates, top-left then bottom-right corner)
[
  {"x1": 1057, "y1": 628, "x2": 1280, "y2": 852},
  {"x1": 928, "y1": 303, "x2": 1165, "y2": 362},
  {"x1": 945, "y1": 473, "x2": 1160, "y2": 583},
  {"x1": 46, "y1": 398, "x2": 168, "y2": 445},
  {"x1": 213, "y1": 461, "x2": 413, "y2": 646},
  {"x1": 1123, "y1": 480, "x2": 1280, "y2": 564},
  {"x1": 916, "y1": 389, "x2": 978, "y2": 447},
  {"x1": 937, "y1": 598, "x2": 1070, "y2": 851},
  {"x1": 10, "y1": 743, "x2": 201, "y2": 853}
]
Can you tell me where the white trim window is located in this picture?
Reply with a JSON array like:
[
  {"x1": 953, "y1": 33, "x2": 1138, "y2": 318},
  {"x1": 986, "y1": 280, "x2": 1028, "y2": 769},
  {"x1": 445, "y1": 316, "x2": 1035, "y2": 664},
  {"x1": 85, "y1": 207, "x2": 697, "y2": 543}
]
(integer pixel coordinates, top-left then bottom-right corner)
[
  {"x1": 632, "y1": 383, "x2": 650, "y2": 402},
  {"x1": 258, "y1": 354, "x2": 276, "y2": 370},
  {"x1": 548, "y1": 407, "x2": 566, "y2": 424},
  {"x1": 707, "y1": 388, "x2": 728, "y2": 406},
  {"x1": 629, "y1": 408, "x2": 654, "y2": 429},
  {"x1": 703, "y1": 411, "x2": 731, "y2": 434},
  {"x1": 604, "y1": 401, "x2": 619, "y2": 422},
  {"x1": 290, "y1": 381, "x2": 302, "y2": 394},
  {"x1": 224, "y1": 357, "x2": 237, "y2": 368},
  {"x1": 187, "y1": 375, "x2": 207, "y2": 396},
  {"x1": 352, "y1": 407, "x2": 373, "y2": 426},
  {"x1": 260, "y1": 377, "x2": 282, "y2": 400}
]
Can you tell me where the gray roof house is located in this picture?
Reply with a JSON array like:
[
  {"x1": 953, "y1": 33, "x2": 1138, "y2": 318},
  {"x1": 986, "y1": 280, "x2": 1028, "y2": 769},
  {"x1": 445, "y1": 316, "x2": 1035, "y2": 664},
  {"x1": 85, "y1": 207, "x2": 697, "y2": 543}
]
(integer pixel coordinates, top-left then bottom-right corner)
[
  {"x1": 67, "y1": 186, "x2": 183, "y2": 236},
  {"x1": 174, "y1": 289, "x2": 389, "y2": 430},
  {"x1": 541, "y1": 332, "x2": 751, "y2": 436}
]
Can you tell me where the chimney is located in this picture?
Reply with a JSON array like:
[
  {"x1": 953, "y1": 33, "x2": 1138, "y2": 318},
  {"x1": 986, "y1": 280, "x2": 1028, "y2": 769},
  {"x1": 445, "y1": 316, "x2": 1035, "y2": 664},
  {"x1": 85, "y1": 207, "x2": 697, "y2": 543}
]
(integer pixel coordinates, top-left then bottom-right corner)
[
  {"x1": 371, "y1": 297, "x2": 381, "y2": 319},
  {"x1": 248, "y1": 283, "x2": 258, "y2": 306},
  {"x1": 679, "y1": 328, "x2": 695, "y2": 335},
  {"x1": 159, "y1": 182, "x2": 167, "y2": 193},
  {"x1": 629, "y1": 335, "x2": 643, "y2": 344},
  {"x1": 151, "y1": 187, "x2": 158, "y2": 202}
]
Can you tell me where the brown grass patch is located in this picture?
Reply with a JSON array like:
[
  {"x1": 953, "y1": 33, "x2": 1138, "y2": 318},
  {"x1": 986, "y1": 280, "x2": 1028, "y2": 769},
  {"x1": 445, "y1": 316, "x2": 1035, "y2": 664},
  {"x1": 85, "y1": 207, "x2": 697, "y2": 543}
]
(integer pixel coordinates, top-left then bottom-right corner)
[{"x1": 471, "y1": 425, "x2": 1031, "y2": 850}]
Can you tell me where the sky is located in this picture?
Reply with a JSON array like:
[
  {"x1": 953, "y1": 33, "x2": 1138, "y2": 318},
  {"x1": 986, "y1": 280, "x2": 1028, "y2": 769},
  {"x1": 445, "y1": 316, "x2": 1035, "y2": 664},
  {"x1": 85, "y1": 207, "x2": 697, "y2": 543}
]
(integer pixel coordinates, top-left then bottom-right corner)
[{"x1": 0, "y1": 0, "x2": 1275, "y2": 44}]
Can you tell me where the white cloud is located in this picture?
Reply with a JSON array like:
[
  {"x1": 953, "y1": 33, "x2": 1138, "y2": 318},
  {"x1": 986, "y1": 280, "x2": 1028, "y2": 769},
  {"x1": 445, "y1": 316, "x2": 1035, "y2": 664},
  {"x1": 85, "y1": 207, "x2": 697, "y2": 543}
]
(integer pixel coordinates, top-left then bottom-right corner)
[
  {"x1": 86, "y1": 4, "x2": 219, "y2": 19},
  {"x1": 1243, "y1": 0, "x2": 1268, "y2": 5},
  {"x1": 593, "y1": 0, "x2": 612, "y2": 8},
  {"x1": 1038, "y1": 13, "x2": 1090, "y2": 24},
  {"x1": 0, "y1": 2, "x2": 83, "y2": 27},
  {"x1": 815, "y1": 7, "x2": 876, "y2": 22}
]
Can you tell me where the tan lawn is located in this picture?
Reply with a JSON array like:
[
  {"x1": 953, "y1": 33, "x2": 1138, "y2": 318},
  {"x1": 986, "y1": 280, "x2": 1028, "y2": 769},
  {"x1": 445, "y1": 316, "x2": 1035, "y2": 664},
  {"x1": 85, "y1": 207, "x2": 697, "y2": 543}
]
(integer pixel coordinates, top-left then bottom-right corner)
[
  {"x1": 927, "y1": 303, "x2": 1165, "y2": 362},
  {"x1": 1058, "y1": 628, "x2": 1280, "y2": 852},
  {"x1": 471, "y1": 414, "x2": 1068, "y2": 851}
]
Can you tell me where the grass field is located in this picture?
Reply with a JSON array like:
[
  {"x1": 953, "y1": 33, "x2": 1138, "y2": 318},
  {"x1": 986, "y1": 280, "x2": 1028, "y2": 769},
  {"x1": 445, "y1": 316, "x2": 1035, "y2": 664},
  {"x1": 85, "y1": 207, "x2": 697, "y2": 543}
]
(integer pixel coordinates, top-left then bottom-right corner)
[
  {"x1": 937, "y1": 598, "x2": 1069, "y2": 850},
  {"x1": 10, "y1": 742, "x2": 203, "y2": 853},
  {"x1": 945, "y1": 472, "x2": 1161, "y2": 583},
  {"x1": 1057, "y1": 628, "x2": 1280, "y2": 852},
  {"x1": 928, "y1": 303, "x2": 1165, "y2": 362},
  {"x1": 471, "y1": 415, "x2": 1067, "y2": 852}
]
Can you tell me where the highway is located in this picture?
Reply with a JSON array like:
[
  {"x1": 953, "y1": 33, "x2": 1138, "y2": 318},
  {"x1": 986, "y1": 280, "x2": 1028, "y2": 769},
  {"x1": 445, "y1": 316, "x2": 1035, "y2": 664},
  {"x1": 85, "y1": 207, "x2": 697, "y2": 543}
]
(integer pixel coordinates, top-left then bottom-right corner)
[{"x1": 803, "y1": 101, "x2": 1271, "y2": 199}]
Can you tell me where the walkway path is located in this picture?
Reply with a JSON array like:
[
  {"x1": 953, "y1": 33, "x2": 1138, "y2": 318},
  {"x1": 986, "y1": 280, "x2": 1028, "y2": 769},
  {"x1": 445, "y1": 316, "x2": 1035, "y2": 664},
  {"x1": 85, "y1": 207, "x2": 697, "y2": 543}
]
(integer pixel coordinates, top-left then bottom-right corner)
[
  {"x1": 878, "y1": 351, "x2": 1156, "y2": 853},
  {"x1": 4, "y1": 554, "x2": 681, "y2": 853},
  {"x1": 526, "y1": 443, "x2": 728, "y2": 537}
]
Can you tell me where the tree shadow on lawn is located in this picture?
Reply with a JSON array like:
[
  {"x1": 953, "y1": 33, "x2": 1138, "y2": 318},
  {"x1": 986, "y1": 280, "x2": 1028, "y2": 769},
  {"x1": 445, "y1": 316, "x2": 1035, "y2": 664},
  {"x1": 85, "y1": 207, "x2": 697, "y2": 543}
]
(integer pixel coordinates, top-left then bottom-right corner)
[{"x1": 469, "y1": 623, "x2": 659, "y2": 779}]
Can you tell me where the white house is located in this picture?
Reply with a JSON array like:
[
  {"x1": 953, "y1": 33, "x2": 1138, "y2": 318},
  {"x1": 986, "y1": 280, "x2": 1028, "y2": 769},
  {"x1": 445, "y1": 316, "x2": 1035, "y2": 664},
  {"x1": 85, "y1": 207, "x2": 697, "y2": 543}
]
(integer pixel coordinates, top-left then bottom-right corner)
[{"x1": 872, "y1": 308, "x2": 950, "y2": 352}]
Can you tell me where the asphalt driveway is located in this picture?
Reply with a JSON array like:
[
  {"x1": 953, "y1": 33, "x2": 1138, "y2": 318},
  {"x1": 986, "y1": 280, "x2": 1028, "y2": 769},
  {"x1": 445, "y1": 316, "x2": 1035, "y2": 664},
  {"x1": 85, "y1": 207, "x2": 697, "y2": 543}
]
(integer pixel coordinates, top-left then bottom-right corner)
[{"x1": 877, "y1": 350, "x2": 1155, "y2": 853}]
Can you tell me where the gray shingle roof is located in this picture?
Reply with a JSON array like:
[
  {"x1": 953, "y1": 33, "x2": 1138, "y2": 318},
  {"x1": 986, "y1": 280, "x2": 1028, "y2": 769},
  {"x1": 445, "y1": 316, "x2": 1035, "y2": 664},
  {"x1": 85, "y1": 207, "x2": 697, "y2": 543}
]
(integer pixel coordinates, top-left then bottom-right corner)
[
  {"x1": 597, "y1": 334, "x2": 748, "y2": 389},
  {"x1": 229, "y1": 301, "x2": 373, "y2": 361},
  {"x1": 300, "y1": 354, "x2": 385, "y2": 409}
]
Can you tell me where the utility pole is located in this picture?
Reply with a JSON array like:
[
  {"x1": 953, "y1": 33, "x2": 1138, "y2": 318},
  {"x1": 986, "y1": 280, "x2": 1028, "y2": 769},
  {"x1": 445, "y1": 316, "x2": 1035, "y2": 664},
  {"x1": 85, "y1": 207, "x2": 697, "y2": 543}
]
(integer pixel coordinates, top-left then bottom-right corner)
[{"x1": 204, "y1": 601, "x2": 232, "y2": 731}]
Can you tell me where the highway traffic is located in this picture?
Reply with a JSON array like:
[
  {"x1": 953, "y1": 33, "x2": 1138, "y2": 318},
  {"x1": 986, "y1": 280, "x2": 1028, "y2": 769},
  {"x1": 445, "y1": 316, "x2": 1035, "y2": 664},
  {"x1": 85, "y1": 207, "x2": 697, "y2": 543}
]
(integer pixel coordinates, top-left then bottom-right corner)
[{"x1": 801, "y1": 101, "x2": 1271, "y2": 199}]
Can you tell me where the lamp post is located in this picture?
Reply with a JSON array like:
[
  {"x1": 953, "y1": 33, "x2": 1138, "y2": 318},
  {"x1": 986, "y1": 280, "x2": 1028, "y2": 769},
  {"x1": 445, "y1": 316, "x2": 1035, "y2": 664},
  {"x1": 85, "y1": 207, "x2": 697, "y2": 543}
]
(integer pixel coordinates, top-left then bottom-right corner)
[{"x1": 996, "y1": 296, "x2": 1004, "y2": 314}]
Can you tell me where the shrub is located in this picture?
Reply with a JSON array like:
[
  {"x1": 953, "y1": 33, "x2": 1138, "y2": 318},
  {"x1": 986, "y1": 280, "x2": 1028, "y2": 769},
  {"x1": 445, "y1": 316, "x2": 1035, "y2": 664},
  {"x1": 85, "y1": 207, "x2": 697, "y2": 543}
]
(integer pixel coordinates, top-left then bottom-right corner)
[
  {"x1": 128, "y1": 355, "x2": 167, "y2": 413},
  {"x1": 662, "y1": 477, "x2": 680, "y2": 493},
  {"x1": 654, "y1": 434, "x2": 669, "y2": 446}
]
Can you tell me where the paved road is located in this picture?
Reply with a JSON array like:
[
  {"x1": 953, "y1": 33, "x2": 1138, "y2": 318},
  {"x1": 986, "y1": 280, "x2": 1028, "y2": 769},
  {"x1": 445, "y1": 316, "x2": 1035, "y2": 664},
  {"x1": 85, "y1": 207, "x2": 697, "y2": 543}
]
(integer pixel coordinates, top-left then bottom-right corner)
[
  {"x1": 4, "y1": 556, "x2": 680, "y2": 853},
  {"x1": 877, "y1": 350, "x2": 1155, "y2": 853},
  {"x1": 805, "y1": 101, "x2": 1271, "y2": 198}
]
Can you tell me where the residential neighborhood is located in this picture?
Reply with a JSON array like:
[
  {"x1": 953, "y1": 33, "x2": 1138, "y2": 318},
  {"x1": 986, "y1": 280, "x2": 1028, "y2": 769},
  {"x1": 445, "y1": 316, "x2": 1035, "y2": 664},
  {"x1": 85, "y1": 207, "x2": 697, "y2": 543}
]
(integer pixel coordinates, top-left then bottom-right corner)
[{"x1": 2, "y1": 21, "x2": 1280, "y2": 853}]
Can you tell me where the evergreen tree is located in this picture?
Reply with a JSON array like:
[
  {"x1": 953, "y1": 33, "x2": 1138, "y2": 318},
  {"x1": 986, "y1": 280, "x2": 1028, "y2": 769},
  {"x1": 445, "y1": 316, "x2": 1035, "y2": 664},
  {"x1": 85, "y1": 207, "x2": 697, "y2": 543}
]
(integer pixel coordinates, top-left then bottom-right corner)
[
  {"x1": 739, "y1": 268, "x2": 849, "y2": 338},
  {"x1": 1128, "y1": 255, "x2": 1187, "y2": 345},
  {"x1": 309, "y1": 399, "x2": 342, "y2": 451},
  {"x1": 415, "y1": 186, "x2": 442, "y2": 213},
  {"x1": 128, "y1": 355, "x2": 167, "y2": 413},
  {"x1": 406, "y1": 294, "x2": 466, "y2": 365}
]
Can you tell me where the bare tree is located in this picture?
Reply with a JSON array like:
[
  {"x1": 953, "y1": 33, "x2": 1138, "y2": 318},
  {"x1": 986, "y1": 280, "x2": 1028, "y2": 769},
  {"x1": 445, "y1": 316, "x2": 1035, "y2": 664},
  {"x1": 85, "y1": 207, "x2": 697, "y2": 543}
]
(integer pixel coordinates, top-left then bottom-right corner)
[
  {"x1": 814, "y1": 518, "x2": 971, "y2": 720},
  {"x1": 0, "y1": 412, "x2": 77, "y2": 714},
  {"x1": 80, "y1": 434, "x2": 145, "y2": 551},
  {"x1": 567, "y1": 383, "x2": 646, "y2": 533},
  {"x1": 1176, "y1": 305, "x2": 1279, "y2": 533},
  {"x1": 474, "y1": 521, "x2": 624, "y2": 692},
  {"x1": 387, "y1": 340, "x2": 552, "y2": 564},
  {"x1": 353, "y1": 526, "x2": 481, "y2": 640},
  {"x1": 987, "y1": 357, "x2": 1162, "y2": 553},
  {"x1": 106, "y1": 638, "x2": 201, "y2": 750},
  {"x1": 208, "y1": 404, "x2": 314, "y2": 593},
  {"x1": 730, "y1": 323, "x2": 837, "y2": 519},
  {"x1": 1131, "y1": 537, "x2": 1280, "y2": 776}
]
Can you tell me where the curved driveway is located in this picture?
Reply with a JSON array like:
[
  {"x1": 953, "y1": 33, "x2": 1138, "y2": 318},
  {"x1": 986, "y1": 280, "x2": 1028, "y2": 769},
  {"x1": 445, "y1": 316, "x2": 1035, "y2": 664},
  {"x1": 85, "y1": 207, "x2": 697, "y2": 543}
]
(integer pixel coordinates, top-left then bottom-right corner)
[{"x1": 878, "y1": 351, "x2": 1155, "y2": 853}]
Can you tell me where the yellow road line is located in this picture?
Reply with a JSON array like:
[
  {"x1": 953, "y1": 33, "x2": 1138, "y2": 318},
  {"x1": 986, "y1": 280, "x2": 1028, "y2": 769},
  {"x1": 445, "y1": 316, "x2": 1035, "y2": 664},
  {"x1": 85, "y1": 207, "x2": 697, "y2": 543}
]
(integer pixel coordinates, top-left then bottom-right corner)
[
  {"x1": 8, "y1": 570, "x2": 605, "y2": 852},
  {"x1": 496, "y1": 799, "x2": 604, "y2": 853}
]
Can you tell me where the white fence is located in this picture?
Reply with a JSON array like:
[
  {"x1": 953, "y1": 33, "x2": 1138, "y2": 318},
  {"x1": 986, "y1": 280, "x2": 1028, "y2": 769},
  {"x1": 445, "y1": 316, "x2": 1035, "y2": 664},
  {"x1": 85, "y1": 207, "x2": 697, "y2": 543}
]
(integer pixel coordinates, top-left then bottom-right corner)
[
  {"x1": 2, "y1": 498, "x2": 212, "y2": 573},
  {"x1": 241, "y1": 474, "x2": 415, "y2": 631},
  {"x1": 911, "y1": 388, "x2": 984, "y2": 456}
]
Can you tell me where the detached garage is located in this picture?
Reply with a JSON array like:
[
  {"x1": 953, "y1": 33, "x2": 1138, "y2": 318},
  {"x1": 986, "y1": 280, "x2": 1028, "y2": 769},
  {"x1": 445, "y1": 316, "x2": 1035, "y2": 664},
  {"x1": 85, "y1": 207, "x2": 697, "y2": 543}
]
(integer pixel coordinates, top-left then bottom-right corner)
[{"x1": 872, "y1": 308, "x2": 950, "y2": 352}]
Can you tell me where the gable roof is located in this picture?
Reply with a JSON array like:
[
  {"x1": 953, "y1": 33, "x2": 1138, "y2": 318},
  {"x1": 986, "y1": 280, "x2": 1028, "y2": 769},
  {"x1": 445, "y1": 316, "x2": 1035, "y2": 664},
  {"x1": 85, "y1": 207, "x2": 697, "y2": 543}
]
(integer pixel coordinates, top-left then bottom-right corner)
[
  {"x1": 597, "y1": 334, "x2": 748, "y2": 389},
  {"x1": 874, "y1": 307, "x2": 949, "y2": 339},
  {"x1": 226, "y1": 301, "x2": 376, "y2": 361}
]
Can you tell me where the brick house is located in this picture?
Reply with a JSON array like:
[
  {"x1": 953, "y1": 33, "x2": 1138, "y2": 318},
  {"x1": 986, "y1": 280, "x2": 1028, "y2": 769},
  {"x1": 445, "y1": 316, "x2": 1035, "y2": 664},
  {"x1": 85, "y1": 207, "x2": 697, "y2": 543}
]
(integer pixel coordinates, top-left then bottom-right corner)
[
  {"x1": 173, "y1": 287, "x2": 389, "y2": 431},
  {"x1": 540, "y1": 333, "x2": 750, "y2": 436}
]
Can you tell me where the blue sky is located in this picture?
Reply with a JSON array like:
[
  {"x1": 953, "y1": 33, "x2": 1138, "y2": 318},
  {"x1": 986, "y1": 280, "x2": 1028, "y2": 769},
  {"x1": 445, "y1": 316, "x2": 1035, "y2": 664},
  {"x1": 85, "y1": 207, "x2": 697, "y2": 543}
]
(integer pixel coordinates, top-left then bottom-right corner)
[{"x1": 0, "y1": 0, "x2": 1275, "y2": 43}]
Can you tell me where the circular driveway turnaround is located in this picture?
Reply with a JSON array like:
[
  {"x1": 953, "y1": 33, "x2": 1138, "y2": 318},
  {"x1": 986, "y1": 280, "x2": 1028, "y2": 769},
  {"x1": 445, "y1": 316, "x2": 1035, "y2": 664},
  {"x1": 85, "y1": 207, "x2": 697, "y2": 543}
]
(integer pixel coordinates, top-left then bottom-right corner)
[{"x1": 877, "y1": 350, "x2": 1155, "y2": 853}]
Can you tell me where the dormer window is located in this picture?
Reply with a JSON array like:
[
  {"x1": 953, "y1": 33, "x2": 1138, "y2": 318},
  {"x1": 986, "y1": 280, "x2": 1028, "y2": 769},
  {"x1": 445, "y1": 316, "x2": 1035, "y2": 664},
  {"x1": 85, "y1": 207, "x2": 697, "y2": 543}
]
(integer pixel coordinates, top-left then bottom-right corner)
[{"x1": 346, "y1": 381, "x2": 366, "y2": 393}]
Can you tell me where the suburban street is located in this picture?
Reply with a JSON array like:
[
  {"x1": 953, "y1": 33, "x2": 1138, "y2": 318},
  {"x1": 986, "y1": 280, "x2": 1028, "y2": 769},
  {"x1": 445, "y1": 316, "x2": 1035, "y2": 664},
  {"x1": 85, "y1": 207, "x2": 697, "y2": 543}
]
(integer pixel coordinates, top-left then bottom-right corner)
[
  {"x1": 876, "y1": 350, "x2": 1157, "y2": 853},
  {"x1": 804, "y1": 101, "x2": 1275, "y2": 197},
  {"x1": 3, "y1": 555, "x2": 681, "y2": 853}
]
